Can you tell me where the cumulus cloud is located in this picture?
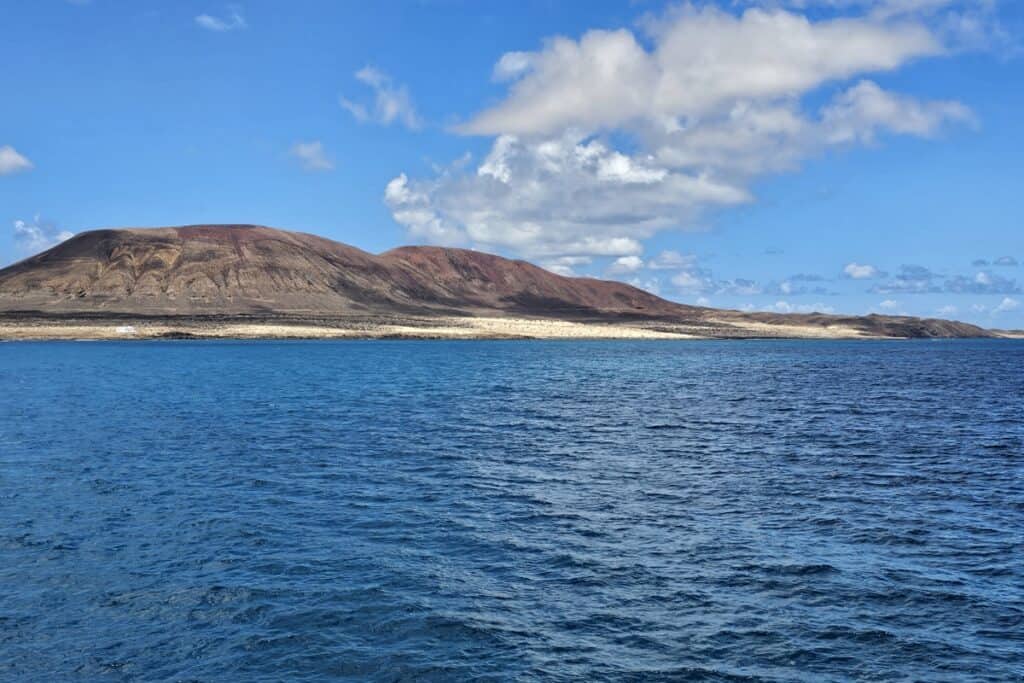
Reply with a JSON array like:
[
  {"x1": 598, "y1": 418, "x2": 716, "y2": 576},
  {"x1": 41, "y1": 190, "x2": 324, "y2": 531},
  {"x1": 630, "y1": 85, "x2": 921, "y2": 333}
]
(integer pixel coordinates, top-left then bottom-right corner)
[
  {"x1": 386, "y1": 4, "x2": 973, "y2": 260},
  {"x1": 607, "y1": 255, "x2": 644, "y2": 274},
  {"x1": 0, "y1": 146, "x2": 33, "y2": 175},
  {"x1": 662, "y1": 256, "x2": 768, "y2": 296},
  {"x1": 385, "y1": 133, "x2": 743, "y2": 258},
  {"x1": 821, "y1": 80, "x2": 974, "y2": 144},
  {"x1": 459, "y1": 6, "x2": 940, "y2": 136},
  {"x1": 994, "y1": 296, "x2": 1019, "y2": 313},
  {"x1": 289, "y1": 140, "x2": 334, "y2": 172},
  {"x1": 628, "y1": 276, "x2": 662, "y2": 295},
  {"x1": 643, "y1": 254, "x2": 836, "y2": 298},
  {"x1": 195, "y1": 5, "x2": 246, "y2": 31},
  {"x1": 340, "y1": 67, "x2": 420, "y2": 130},
  {"x1": 945, "y1": 270, "x2": 1020, "y2": 294},
  {"x1": 872, "y1": 264, "x2": 941, "y2": 293},
  {"x1": 648, "y1": 250, "x2": 697, "y2": 270},
  {"x1": 13, "y1": 216, "x2": 74, "y2": 255},
  {"x1": 493, "y1": 51, "x2": 534, "y2": 81},
  {"x1": 974, "y1": 296, "x2": 1022, "y2": 315},
  {"x1": 744, "y1": 1, "x2": 1014, "y2": 53},
  {"x1": 872, "y1": 264, "x2": 1021, "y2": 294},
  {"x1": 764, "y1": 279, "x2": 834, "y2": 296},
  {"x1": 973, "y1": 256, "x2": 1019, "y2": 267},
  {"x1": 719, "y1": 279, "x2": 765, "y2": 296},
  {"x1": 671, "y1": 269, "x2": 713, "y2": 294},
  {"x1": 843, "y1": 262, "x2": 882, "y2": 279},
  {"x1": 768, "y1": 300, "x2": 836, "y2": 314},
  {"x1": 540, "y1": 255, "x2": 592, "y2": 276}
]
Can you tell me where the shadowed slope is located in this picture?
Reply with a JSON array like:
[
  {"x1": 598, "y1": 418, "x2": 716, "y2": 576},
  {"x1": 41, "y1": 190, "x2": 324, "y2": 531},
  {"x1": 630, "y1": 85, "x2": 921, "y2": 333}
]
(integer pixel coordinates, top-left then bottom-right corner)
[{"x1": 380, "y1": 246, "x2": 689, "y2": 318}]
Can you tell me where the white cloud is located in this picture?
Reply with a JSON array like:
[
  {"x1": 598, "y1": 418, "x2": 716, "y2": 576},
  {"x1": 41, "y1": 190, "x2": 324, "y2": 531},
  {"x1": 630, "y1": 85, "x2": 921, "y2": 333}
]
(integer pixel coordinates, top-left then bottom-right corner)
[
  {"x1": 666, "y1": 266, "x2": 765, "y2": 296},
  {"x1": 385, "y1": 133, "x2": 744, "y2": 258},
  {"x1": 946, "y1": 270, "x2": 1019, "y2": 294},
  {"x1": 0, "y1": 146, "x2": 33, "y2": 175},
  {"x1": 386, "y1": 4, "x2": 973, "y2": 260},
  {"x1": 721, "y1": 279, "x2": 764, "y2": 296},
  {"x1": 844, "y1": 262, "x2": 881, "y2": 279},
  {"x1": 607, "y1": 255, "x2": 645, "y2": 274},
  {"x1": 195, "y1": 5, "x2": 246, "y2": 32},
  {"x1": 872, "y1": 263, "x2": 940, "y2": 293},
  {"x1": 879, "y1": 299, "x2": 900, "y2": 309},
  {"x1": 628, "y1": 277, "x2": 662, "y2": 295},
  {"x1": 936, "y1": 304, "x2": 958, "y2": 316},
  {"x1": 995, "y1": 296, "x2": 1019, "y2": 313},
  {"x1": 769, "y1": 300, "x2": 836, "y2": 313},
  {"x1": 740, "y1": 1, "x2": 979, "y2": 14},
  {"x1": 542, "y1": 255, "x2": 591, "y2": 276},
  {"x1": 764, "y1": 278, "x2": 833, "y2": 296},
  {"x1": 671, "y1": 269, "x2": 710, "y2": 293},
  {"x1": 870, "y1": 263, "x2": 1020, "y2": 295},
  {"x1": 493, "y1": 51, "x2": 534, "y2": 81},
  {"x1": 13, "y1": 216, "x2": 74, "y2": 255},
  {"x1": 822, "y1": 79, "x2": 974, "y2": 144},
  {"x1": 289, "y1": 140, "x2": 334, "y2": 172},
  {"x1": 384, "y1": 173, "x2": 467, "y2": 245},
  {"x1": 340, "y1": 66, "x2": 420, "y2": 130},
  {"x1": 696, "y1": 296, "x2": 711, "y2": 306},
  {"x1": 648, "y1": 250, "x2": 697, "y2": 270},
  {"x1": 738, "y1": 1, "x2": 1012, "y2": 52},
  {"x1": 460, "y1": 6, "x2": 940, "y2": 136}
]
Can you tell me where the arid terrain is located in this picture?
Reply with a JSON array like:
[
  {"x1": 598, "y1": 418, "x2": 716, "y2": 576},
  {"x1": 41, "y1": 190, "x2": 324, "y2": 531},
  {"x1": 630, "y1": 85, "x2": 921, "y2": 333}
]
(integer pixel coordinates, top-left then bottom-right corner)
[{"x1": 0, "y1": 224, "x2": 999, "y2": 340}]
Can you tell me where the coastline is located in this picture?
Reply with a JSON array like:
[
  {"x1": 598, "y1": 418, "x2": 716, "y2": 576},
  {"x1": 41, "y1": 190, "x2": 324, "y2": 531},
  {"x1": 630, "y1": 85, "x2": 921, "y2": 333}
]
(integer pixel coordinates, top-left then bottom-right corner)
[{"x1": 0, "y1": 313, "x2": 942, "y2": 341}]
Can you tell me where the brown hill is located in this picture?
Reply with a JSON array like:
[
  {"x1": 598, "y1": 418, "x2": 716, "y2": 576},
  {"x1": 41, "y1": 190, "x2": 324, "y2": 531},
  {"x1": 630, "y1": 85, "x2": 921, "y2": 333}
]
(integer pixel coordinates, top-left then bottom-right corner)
[
  {"x1": 0, "y1": 225, "x2": 697, "y2": 318},
  {"x1": 0, "y1": 224, "x2": 992, "y2": 338}
]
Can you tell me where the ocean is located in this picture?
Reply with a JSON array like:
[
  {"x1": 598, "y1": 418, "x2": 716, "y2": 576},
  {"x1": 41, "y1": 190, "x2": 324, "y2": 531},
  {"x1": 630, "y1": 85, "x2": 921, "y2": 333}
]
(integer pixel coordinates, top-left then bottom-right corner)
[{"x1": 1, "y1": 340, "x2": 1021, "y2": 681}]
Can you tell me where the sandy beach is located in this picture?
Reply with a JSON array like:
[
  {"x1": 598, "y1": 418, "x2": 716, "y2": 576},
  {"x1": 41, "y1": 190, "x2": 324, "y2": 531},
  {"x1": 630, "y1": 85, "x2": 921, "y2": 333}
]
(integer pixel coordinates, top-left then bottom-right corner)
[{"x1": 0, "y1": 313, "x2": 918, "y2": 341}]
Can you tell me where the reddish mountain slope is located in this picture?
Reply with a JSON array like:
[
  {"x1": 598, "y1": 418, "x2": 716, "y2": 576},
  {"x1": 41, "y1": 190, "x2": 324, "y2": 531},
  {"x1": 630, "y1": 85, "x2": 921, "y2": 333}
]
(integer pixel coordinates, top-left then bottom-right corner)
[{"x1": 0, "y1": 225, "x2": 692, "y2": 318}]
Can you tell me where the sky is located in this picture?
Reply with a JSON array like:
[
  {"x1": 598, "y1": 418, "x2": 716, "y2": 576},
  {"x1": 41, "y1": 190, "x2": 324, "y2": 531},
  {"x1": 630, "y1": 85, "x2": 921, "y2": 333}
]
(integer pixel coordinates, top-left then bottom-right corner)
[{"x1": 1, "y1": 0, "x2": 1022, "y2": 327}]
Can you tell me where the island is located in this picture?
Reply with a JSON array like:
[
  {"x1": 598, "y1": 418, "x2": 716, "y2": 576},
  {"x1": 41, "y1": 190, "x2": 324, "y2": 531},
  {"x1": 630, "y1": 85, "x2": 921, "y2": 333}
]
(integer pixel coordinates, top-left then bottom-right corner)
[{"x1": 0, "y1": 224, "x2": 1000, "y2": 340}]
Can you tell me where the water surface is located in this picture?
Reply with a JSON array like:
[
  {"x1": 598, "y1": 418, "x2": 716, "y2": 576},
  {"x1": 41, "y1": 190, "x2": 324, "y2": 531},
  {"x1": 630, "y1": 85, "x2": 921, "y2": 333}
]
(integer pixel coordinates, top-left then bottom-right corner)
[{"x1": 1, "y1": 340, "x2": 1021, "y2": 681}]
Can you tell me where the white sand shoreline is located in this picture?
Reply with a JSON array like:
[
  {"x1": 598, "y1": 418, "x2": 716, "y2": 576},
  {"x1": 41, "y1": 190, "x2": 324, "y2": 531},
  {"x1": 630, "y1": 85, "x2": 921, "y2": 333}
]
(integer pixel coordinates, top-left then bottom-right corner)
[{"x1": 0, "y1": 314, "x2": 963, "y2": 341}]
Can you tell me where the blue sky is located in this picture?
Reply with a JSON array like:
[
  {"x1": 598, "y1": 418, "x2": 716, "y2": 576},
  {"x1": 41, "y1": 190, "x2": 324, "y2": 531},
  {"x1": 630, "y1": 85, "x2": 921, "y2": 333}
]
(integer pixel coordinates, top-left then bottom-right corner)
[{"x1": 1, "y1": 1, "x2": 1022, "y2": 327}]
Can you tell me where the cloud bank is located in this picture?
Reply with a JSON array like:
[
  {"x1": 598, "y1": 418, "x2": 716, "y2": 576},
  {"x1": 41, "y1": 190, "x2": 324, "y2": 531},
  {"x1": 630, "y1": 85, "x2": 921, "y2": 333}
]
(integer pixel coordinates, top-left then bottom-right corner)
[{"x1": 385, "y1": 4, "x2": 975, "y2": 262}]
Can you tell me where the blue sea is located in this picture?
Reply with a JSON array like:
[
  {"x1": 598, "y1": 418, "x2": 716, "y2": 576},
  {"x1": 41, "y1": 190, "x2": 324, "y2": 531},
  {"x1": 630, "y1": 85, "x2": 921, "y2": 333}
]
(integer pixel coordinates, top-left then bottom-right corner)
[{"x1": 1, "y1": 340, "x2": 1021, "y2": 682}]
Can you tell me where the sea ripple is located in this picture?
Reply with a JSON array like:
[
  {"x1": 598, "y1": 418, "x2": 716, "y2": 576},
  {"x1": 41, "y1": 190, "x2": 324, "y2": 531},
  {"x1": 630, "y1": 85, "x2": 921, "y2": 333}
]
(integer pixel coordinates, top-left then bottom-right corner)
[{"x1": 0, "y1": 339, "x2": 1021, "y2": 681}]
